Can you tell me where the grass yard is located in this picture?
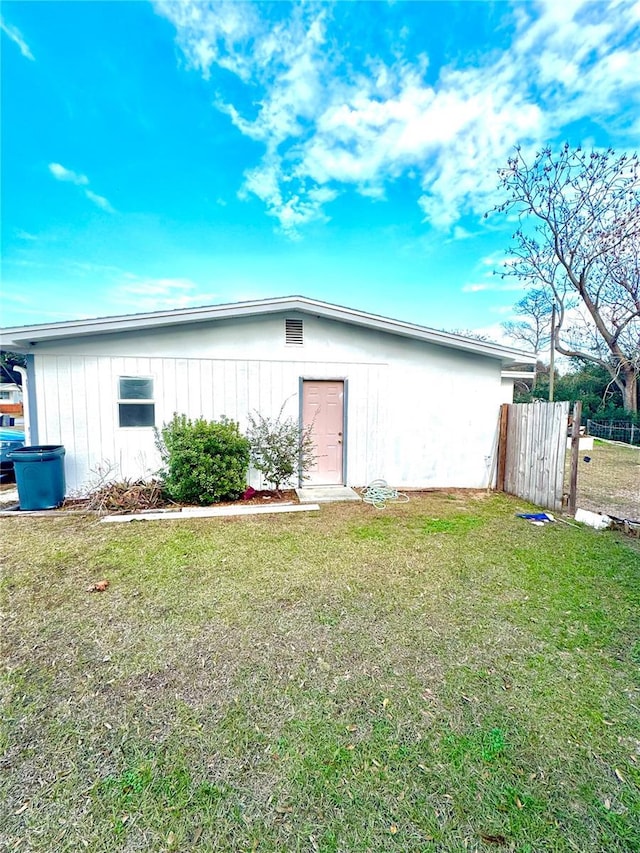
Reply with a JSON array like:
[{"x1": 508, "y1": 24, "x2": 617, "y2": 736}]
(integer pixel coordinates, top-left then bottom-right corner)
[
  {"x1": 1, "y1": 493, "x2": 639, "y2": 852},
  {"x1": 568, "y1": 440, "x2": 640, "y2": 520}
]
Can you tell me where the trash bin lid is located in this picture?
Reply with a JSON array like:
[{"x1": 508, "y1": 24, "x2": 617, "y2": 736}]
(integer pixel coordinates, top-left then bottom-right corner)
[{"x1": 8, "y1": 444, "x2": 66, "y2": 461}]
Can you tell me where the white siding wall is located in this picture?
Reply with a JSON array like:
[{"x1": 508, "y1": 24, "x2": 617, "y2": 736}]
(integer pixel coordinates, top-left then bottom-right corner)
[
  {"x1": 32, "y1": 312, "x2": 502, "y2": 493},
  {"x1": 500, "y1": 377, "x2": 515, "y2": 404}
]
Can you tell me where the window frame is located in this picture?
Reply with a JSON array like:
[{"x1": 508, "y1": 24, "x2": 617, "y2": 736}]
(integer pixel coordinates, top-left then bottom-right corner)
[{"x1": 117, "y1": 375, "x2": 156, "y2": 429}]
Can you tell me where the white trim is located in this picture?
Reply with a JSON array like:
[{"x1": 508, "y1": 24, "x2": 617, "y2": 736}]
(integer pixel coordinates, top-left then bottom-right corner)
[
  {"x1": 13, "y1": 367, "x2": 30, "y2": 444},
  {"x1": 117, "y1": 375, "x2": 155, "y2": 428},
  {"x1": 501, "y1": 370, "x2": 536, "y2": 380},
  {"x1": 0, "y1": 295, "x2": 536, "y2": 364}
]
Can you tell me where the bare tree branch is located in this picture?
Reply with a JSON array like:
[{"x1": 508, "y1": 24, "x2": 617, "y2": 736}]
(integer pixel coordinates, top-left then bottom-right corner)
[{"x1": 491, "y1": 144, "x2": 640, "y2": 412}]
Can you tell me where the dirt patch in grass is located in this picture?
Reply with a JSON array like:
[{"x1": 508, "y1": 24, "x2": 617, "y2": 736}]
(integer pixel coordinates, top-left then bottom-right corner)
[
  {"x1": 566, "y1": 440, "x2": 640, "y2": 519},
  {"x1": 2, "y1": 494, "x2": 639, "y2": 852}
]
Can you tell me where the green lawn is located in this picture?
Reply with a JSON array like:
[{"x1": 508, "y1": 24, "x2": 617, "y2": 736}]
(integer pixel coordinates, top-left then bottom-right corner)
[{"x1": 1, "y1": 493, "x2": 639, "y2": 852}]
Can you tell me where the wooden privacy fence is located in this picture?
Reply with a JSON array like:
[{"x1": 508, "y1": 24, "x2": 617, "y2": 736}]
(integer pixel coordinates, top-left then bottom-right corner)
[{"x1": 496, "y1": 401, "x2": 571, "y2": 512}]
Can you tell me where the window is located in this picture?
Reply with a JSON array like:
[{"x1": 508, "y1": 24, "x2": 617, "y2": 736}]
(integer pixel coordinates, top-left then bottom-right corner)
[
  {"x1": 0, "y1": 391, "x2": 10, "y2": 400},
  {"x1": 285, "y1": 318, "x2": 304, "y2": 345},
  {"x1": 118, "y1": 376, "x2": 155, "y2": 427}
]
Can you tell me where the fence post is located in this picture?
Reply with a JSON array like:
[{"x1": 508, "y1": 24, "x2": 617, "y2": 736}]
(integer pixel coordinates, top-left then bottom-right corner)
[
  {"x1": 586, "y1": 419, "x2": 591, "y2": 436},
  {"x1": 568, "y1": 401, "x2": 582, "y2": 516},
  {"x1": 496, "y1": 403, "x2": 509, "y2": 492}
]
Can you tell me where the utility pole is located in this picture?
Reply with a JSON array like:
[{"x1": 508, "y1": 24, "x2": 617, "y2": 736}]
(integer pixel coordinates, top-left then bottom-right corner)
[{"x1": 549, "y1": 303, "x2": 556, "y2": 402}]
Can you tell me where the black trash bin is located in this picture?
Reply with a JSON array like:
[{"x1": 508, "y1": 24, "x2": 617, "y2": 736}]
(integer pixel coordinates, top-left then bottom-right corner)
[{"x1": 8, "y1": 445, "x2": 66, "y2": 510}]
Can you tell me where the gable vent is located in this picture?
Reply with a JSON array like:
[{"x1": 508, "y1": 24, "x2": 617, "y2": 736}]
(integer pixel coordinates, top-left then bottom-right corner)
[{"x1": 285, "y1": 318, "x2": 304, "y2": 345}]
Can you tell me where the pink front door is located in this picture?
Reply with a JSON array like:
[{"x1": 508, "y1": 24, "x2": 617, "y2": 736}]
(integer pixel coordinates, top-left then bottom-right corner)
[{"x1": 302, "y1": 380, "x2": 344, "y2": 485}]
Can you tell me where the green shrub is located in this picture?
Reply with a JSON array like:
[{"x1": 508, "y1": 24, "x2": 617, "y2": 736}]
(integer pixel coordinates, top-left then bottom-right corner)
[
  {"x1": 155, "y1": 414, "x2": 250, "y2": 505},
  {"x1": 247, "y1": 404, "x2": 316, "y2": 493}
]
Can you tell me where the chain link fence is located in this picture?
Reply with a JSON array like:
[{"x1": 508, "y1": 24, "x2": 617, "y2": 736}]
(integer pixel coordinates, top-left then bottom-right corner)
[{"x1": 586, "y1": 419, "x2": 640, "y2": 446}]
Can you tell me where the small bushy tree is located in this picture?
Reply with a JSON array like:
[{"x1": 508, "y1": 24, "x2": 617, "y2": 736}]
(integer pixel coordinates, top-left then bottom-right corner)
[
  {"x1": 0, "y1": 350, "x2": 26, "y2": 386},
  {"x1": 247, "y1": 404, "x2": 316, "y2": 493},
  {"x1": 155, "y1": 414, "x2": 250, "y2": 505},
  {"x1": 513, "y1": 360, "x2": 638, "y2": 422}
]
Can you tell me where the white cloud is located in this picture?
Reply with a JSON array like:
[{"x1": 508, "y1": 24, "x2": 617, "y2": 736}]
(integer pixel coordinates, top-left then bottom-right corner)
[
  {"x1": 490, "y1": 304, "x2": 520, "y2": 316},
  {"x1": 479, "y1": 252, "x2": 519, "y2": 271},
  {"x1": 462, "y1": 281, "x2": 528, "y2": 294},
  {"x1": 48, "y1": 163, "x2": 115, "y2": 212},
  {"x1": 0, "y1": 295, "x2": 81, "y2": 322},
  {"x1": 1, "y1": 17, "x2": 34, "y2": 60},
  {"x1": 84, "y1": 189, "x2": 115, "y2": 213},
  {"x1": 240, "y1": 153, "x2": 336, "y2": 233},
  {"x1": 468, "y1": 321, "x2": 519, "y2": 347},
  {"x1": 49, "y1": 163, "x2": 89, "y2": 185},
  {"x1": 452, "y1": 226, "x2": 474, "y2": 241},
  {"x1": 514, "y1": 0, "x2": 640, "y2": 126},
  {"x1": 114, "y1": 273, "x2": 218, "y2": 311},
  {"x1": 153, "y1": 0, "x2": 260, "y2": 81},
  {"x1": 464, "y1": 248, "x2": 538, "y2": 294},
  {"x1": 155, "y1": 0, "x2": 640, "y2": 235}
]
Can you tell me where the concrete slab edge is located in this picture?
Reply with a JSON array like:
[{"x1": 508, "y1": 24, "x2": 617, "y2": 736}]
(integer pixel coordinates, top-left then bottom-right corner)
[
  {"x1": 0, "y1": 505, "x2": 82, "y2": 517},
  {"x1": 295, "y1": 486, "x2": 361, "y2": 503},
  {"x1": 298, "y1": 496, "x2": 361, "y2": 504},
  {"x1": 100, "y1": 503, "x2": 321, "y2": 523}
]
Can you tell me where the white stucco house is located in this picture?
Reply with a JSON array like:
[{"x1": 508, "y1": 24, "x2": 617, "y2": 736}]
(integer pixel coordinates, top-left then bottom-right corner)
[{"x1": 0, "y1": 296, "x2": 535, "y2": 494}]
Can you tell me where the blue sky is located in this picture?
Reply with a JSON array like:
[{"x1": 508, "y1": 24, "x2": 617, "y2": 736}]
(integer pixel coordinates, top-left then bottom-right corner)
[{"x1": 2, "y1": 0, "x2": 639, "y2": 340}]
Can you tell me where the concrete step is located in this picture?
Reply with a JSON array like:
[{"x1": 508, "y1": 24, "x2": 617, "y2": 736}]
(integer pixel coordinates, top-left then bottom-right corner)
[{"x1": 296, "y1": 485, "x2": 361, "y2": 503}]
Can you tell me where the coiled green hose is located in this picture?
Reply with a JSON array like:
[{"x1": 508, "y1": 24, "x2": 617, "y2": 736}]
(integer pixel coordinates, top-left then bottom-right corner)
[{"x1": 361, "y1": 479, "x2": 410, "y2": 509}]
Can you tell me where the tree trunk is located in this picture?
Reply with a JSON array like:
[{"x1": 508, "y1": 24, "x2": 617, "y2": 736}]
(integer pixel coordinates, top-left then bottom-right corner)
[{"x1": 619, "y1": 366, "x2": 639, "y2": 413}]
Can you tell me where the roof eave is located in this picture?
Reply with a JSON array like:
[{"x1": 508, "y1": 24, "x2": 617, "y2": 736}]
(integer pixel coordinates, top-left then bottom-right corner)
[
  {"x1": 501, "y1": 370, "x2": 537, "y2": 379},
  {"x1": 0, "y1": 295, "x2": 536, "y2": 363}
]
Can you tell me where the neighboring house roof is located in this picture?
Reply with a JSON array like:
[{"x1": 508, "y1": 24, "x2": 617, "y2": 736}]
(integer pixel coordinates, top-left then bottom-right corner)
[
  {"x1": 0, "y1": 295, "x2": 536, "y2": 365},
  {"x1": 501, "y1": 360, "x2": 537, "y2": 380}
]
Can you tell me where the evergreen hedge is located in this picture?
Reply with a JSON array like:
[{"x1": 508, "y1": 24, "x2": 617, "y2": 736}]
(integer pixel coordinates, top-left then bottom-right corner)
[{"x1": 155, "y1": 414, "x2": 250, "y2": 505}]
